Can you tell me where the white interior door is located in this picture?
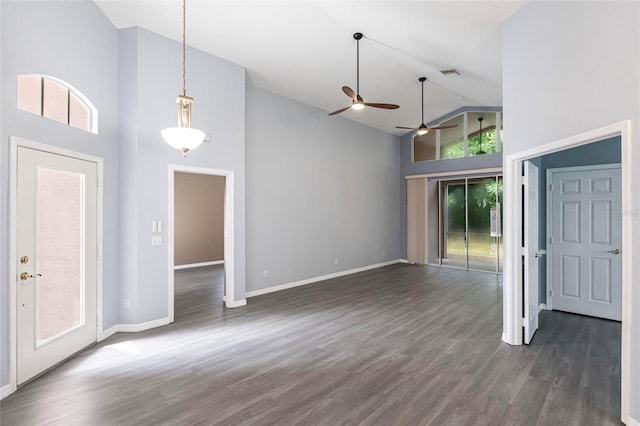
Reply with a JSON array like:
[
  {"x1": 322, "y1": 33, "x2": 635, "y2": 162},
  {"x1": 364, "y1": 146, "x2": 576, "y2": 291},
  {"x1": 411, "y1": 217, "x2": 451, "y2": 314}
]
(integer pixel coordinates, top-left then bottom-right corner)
[
  {"x1": 549, "y1": 166, "x2": 622, "y2": 321},
  {"x1": 524, "y1": 161, "x2": 540, "y2": 344},
  {"x1": 16, "y1": 147, "x2": 98, "y2": 384}
]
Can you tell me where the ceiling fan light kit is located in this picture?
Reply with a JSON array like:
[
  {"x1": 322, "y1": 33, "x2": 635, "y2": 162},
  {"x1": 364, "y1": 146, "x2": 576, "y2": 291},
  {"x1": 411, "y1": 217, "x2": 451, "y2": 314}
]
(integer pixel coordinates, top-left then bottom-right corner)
[
  {"x1": 395, "y1": 76, "x2": 458, "y2": 136},
  {"x1": 328, "y1": 32, "x2": 400, "y2": 116},
  {"x1": 161, "y1": 0, "x2": 205, "y2": 157}
]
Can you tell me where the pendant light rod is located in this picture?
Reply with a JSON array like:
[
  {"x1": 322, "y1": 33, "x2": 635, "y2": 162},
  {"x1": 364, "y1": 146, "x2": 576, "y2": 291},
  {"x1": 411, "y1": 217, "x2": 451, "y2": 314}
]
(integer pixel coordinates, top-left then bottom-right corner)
[
  {"x1": 182, "y1": 0, "x2": 187, "y2": 96},
  {"x1": 354, "y1": 32, "x2": 363, "y2": 95},
  {"x1": 419, "y1": 76, "x2": 426, "y2": 124}
]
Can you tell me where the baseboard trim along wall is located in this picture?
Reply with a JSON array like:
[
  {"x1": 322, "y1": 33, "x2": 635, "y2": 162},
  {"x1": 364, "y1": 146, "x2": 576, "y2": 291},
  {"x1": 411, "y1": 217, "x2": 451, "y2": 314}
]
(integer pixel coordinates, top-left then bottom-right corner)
[
  {"x1": 97, "y1": 318, "x2": 171, "y2": 342},
  {"x1": 226, "y1": 299, "x2": 247, "y2": 308},
  {"x1": 245, "y1": 259, "x2": 403, "y2": 298},
  {"x1": 174, "y1": 260, "x2": 224, "y2": 270},
  {"x1": 627, "y1": 415, "x2": 640, "y2": 426},
  {"x1": 98, "y1": 325, "x2": 119, "y2": 342},
  {"x1": 538, "y1": 304, "x2": 547, "y2": 314},
  {"x1": 1, "y1": 384, "x2": 12, "y2": 400}
]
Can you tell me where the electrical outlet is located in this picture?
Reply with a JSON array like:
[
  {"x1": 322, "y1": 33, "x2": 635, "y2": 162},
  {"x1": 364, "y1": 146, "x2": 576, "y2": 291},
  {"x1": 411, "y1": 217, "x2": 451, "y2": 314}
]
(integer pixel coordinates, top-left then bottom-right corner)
[
  {"x1": 334, "y1": 257, "x2": 339, "y2": 265},
  {"x1": 124, "y1": 299, "x2": 131, "y2": 309},
  {"x1": 263, "y1": 270, "x2": 268, "y2": 278},
  {"x1": 152, "y1": 236, "x2": 162, "y2": 246}
]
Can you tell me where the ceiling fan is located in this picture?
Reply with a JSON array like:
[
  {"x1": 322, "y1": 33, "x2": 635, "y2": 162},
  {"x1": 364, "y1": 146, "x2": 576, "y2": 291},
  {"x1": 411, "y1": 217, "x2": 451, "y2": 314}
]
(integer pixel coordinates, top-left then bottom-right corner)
[
  {"x1": 396, "y1": 77, "x2": 458, "y2": 135},
  {"x1": 328, "y1": 32, "x2": 400, "y2": 116}
]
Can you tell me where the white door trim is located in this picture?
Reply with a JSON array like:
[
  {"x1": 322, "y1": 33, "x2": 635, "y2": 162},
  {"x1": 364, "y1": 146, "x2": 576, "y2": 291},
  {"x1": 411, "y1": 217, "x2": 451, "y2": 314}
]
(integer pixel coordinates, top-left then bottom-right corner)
[
  {"x1": 168, "y1": 165, "x2": 240, "y2": 324},
  {"x1": 8, "y1": 136, "x2": 104, "y2": 396},
  {"x1": 545, "y1": 163, "x2": 622, "y2": 313},
  {"x1": 503, "y1": 120, "x2": 633, "y2": 424}
]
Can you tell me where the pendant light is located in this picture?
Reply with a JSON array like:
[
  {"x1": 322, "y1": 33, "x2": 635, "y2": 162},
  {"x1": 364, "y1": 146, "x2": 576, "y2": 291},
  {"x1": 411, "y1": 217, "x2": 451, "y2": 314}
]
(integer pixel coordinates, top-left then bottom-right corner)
[{"x1": 161, "y1": 0, "x2": 205, "y2": 157}]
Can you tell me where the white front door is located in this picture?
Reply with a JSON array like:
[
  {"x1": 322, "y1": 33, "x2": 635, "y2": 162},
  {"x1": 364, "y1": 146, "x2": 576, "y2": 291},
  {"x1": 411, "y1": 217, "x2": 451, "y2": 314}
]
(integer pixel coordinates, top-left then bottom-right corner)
[
  {"x1": 549, "y1": 165, "x2": 622, "y2": 321},
  {"x1": 524, "y1": 161, "x2": 540, "y2": 344},
  {"x1": 16, "y1": 147, "x2": 98, "y2": 384}
]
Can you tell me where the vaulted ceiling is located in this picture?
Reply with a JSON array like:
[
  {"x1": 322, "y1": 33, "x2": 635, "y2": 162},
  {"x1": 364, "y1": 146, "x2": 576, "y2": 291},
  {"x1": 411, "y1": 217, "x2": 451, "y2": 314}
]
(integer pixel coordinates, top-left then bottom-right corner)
[{"x1": 95, "y1": 1, "x2": 526, "y2": 136}]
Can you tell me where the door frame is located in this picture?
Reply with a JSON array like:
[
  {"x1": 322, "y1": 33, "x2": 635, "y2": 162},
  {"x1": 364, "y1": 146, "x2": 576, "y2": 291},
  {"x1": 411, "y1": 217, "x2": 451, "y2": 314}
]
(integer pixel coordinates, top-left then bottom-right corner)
[
  {"x1": 545, "y1": 163, "x2": 622, "y2": 312},
  {"x1": 8, "y1": 136, "x2": 104, "y2": 395},
  {"x1": 168, "y1": 165, "x2": 239, "y2": 323},
  {"x1": 503, "y1": 120, "x2": 633, "y2": 423}
]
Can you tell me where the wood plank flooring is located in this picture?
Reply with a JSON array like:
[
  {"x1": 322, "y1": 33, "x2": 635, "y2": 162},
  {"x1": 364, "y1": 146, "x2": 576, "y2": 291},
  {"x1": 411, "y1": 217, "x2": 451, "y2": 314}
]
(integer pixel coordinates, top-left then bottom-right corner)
[{"x1": 0, "y1": 264, "x2": 621, "y2": 425}]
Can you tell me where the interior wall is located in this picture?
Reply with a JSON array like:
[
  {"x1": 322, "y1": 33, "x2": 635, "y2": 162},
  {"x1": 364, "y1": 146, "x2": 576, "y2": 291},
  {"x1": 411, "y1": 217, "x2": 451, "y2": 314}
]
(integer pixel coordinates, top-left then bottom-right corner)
[
  {"x1": 0, "y1": 1, "x2": 119, "y2": 388},
  {"x1": 245, "y1": 85, "x2": 401, "y2": 293},
  {"x1": 174, "y1": 172, "x2": 224, "y2": 266},
  {"x1": 118, "y1": 27, "x2": 246, "y2": 323},
  {"x1": 503, "y1": 0, "x2": 639, "y2": 418}
]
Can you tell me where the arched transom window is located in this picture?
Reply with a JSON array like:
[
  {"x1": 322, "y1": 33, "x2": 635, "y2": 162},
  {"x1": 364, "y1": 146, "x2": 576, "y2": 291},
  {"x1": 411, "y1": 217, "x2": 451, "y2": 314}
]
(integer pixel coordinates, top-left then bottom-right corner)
[{"x1": 17, "y1": 74, "x2": 98, "y2": 134}]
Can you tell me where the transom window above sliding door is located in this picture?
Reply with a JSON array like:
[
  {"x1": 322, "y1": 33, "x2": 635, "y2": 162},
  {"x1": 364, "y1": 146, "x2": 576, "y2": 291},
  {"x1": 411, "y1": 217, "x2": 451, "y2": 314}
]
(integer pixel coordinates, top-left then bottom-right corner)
[
  {"x1": 17, "y1": 74, "x2": 98, "y2": 134},
  {"x1": 413, "y1": 109, "x2": 502, "y2": 163}
]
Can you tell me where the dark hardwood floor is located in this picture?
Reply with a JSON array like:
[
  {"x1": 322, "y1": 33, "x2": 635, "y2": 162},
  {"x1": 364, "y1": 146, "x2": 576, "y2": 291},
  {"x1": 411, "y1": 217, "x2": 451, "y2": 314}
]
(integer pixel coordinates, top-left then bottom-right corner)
[{"x1": 0, "y1": 264, "x2": 621, "y2": 425}]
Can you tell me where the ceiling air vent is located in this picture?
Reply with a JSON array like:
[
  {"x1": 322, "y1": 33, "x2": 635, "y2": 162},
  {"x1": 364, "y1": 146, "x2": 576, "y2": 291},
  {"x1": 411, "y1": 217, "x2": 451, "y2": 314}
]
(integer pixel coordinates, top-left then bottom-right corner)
[{"x1": 440, "y1": 69, "x2": 460, "y2": 76}]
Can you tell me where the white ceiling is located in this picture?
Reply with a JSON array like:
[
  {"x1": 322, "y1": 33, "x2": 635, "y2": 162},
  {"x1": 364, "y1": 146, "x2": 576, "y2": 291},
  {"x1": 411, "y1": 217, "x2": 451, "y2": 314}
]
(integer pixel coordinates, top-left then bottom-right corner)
[{"x1": 95, "y1": 1, "x2": 526, "y2": 136}]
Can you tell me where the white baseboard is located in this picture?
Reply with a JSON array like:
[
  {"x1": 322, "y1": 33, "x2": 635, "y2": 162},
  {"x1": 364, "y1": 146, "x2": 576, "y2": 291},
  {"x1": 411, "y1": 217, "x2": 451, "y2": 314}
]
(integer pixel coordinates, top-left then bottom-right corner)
[
  {"x1": 116, "y1": 317, "x2": 170, "y2": 333},
  {"x1": 399, "y1": 259, "x2": 409, "y2": 263},
  {"x1": 245, "y1": 259, "x2": 403, "y2": 298},
  {"x1": 625, "y1": 415, "x2": 640, "y2": 426},
  {"x1": 174, "y1": 260, "x2": 224, "y2": 270},
  {"x1": 1, "y1": 383, "x2": 13, "y2": 400},
  {"x1": 98, "y1": 325, "x2": 119, "y2": 342},
  {"x1": 538, "y1": 303, "x2": 547, "y2": 314},
  {"x1": 225, "y1": 299, "x2": 247, "y2": 308}
]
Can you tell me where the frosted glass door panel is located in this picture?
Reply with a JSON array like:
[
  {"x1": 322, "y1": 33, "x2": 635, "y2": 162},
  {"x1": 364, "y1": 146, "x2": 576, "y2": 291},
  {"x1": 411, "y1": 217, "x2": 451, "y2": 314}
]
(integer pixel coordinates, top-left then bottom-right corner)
[{"x1": 36, "y1": 168, "x2": 84, "y2": 345}]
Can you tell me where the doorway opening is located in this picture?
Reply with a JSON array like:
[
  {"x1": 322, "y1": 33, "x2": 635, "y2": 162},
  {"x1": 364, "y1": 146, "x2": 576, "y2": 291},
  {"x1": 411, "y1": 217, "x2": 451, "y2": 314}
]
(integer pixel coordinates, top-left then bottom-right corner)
[
  {"x1": 503, "y1": 121, "x2": 633, "y2": 423},
  {"x1": 168, "y1": 165, "x2": 239, "y2": 324},
  {"x1": 173, "y1": 172, "x2": 225, "y2": 322}
]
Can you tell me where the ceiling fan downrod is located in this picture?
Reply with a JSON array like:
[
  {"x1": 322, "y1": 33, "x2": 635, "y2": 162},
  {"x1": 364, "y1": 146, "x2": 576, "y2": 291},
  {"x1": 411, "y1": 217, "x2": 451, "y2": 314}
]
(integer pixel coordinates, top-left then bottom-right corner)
[{"x1": 354, "y1": 32, "x2": 363, "y2": 96}]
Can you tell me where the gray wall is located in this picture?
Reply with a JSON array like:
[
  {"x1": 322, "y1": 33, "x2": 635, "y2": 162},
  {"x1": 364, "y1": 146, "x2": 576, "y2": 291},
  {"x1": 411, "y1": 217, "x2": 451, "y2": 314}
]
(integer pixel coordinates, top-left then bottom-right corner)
[
  {"x1": 503, "y1": 0, "x2": 639, "y2": 418},
  {"x1": 118, "y1": 27, "x2": 246, "y2": 322},
  {"x1": 399, "y1": 131, "x2": 503, "y2": 259},
  {"x1": 532, "y1": 137, "x2": 621, "y2": 304},
  {"x1": 245, "y1": 85, "x2": 401, "y2": 292},
  {"x1": 1, "y1": 1, "x2": 119, "y2": 387}
]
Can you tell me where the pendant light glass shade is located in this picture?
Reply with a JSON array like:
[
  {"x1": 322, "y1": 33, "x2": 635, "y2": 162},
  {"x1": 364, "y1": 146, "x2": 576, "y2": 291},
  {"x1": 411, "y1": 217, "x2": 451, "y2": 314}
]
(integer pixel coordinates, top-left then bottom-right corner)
[
  {"x1": 161, "y1": 0, "x2": 204, "y2": 157},
  {"x1": 161, "y1": 127, "x2": 205, "y2": 156}
]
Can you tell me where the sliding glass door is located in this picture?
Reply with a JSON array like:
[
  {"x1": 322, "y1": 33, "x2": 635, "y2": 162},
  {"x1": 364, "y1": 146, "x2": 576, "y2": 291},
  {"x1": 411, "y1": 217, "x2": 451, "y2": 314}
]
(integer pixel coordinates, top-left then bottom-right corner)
[{"x1": 439, "y1": 176, "x2": 503, "y2": 272}]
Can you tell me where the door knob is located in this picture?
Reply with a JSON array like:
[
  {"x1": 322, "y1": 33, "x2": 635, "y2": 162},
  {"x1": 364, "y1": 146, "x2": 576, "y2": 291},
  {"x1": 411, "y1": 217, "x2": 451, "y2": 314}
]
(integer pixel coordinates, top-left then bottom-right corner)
[
  {"x1": 20, "y1": 272, "x2": 41, "y2": 281},
  {"x1": 534, "y1": 252, "x2": 545, "y2": 258},
  {"x1": 609, "y1": 248, "x2": 620, "y2": 255}
]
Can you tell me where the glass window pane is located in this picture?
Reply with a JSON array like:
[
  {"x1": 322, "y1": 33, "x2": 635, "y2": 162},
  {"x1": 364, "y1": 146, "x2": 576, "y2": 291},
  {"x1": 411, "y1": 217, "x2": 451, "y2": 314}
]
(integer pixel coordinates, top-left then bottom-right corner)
[
  {"x1": 499, "y1": 112, "x2": 504, "y2": 150},
  {"x1": 69, "y1": 92, "x2": 90, "y2": 131},
  {"x1": 440, "y1": 114, "x2": 464, "y2": 159},
  {"x1": 43, "y1": 79, "x2": 69, "y2": 125},
  {"x1": 36, "y1": 167, "x2": 84, "y2": 345},
  {"x1": 443, "y1": 182, "x2": 467, "y2": 268},
  {"x1": 413, "y1": 130, "x2": 437, "y2": 162},
  {"x1": 17, "y1": 75, "x2": 42, "y2": 116},
  {"x1": 467, "y1": 112, "x2": 498, "y2": 157},
  {"x1": 467, "y1": 177, "x2": 501, "y2": 271}
]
